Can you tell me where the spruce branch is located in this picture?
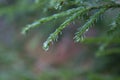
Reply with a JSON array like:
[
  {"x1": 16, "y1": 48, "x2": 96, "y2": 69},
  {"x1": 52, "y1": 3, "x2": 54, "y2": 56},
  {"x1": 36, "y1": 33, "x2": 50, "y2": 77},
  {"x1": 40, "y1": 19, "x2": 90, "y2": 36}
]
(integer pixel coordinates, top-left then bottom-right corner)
[
  {"x1": 43, "y1": 8, "x2": 88, "y2": 51},
  {"x1": 21, "y1": 7, "x2": 84, "y2": 34},
  {"x1": 74, "y1": 8, "x2": 107, "y2": 42},
  {"x1": 21, "y1": 2, "x2": 120, "y2": 51},
  {"x1": 22, "y1": 3, "x2": 120, "y2": 35}
]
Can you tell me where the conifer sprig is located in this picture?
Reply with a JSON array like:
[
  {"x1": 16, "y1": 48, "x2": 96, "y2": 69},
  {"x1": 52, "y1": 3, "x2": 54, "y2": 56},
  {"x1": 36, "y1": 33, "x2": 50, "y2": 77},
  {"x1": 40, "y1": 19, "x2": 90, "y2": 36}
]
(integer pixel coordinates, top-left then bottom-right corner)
[
  {"x1": 43, "y1": 8, "x2": 88, "y2": 51},
  {"x1": 22, "y1": 3, "x2": 120, "y2": 35},
  {"x1": 21, "y1": 2, "x2": 120, "y2": 51},
  {"x1": 74, "y1": 8, "x2": 107, "y2": 42},
  {"x1": 21, "y1": 7, "x2": 84, "y2": 34}
]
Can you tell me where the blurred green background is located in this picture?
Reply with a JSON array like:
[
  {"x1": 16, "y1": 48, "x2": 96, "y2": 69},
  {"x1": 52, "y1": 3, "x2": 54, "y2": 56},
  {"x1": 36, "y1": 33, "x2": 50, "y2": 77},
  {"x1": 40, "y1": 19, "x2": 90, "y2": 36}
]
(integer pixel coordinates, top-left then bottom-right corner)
[{"x1": 0, "y1": 0, "x2": 120, "y2": 80}]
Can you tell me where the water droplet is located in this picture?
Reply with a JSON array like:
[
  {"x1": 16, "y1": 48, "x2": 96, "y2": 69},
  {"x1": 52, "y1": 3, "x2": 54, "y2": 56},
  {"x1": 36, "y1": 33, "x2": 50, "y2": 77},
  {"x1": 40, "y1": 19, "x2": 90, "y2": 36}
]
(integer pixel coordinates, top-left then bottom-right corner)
[
  {"x1": 43, "y1": 41, "x2": 49, "y2": 51},
  {"x1": 86, "y1": 28, "x2": 89, "y2": 32}
]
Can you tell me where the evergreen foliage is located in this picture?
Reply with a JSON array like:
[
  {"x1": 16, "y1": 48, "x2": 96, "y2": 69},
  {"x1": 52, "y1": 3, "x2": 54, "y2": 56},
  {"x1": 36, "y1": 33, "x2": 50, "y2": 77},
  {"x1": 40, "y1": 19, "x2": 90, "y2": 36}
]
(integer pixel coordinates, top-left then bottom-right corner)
[
  {"x1": 22, "y1": 0, "x2": 120, "y2": 55},
  {"x1": 1, "y1": 0, "x2": 120, "y2": 80}
]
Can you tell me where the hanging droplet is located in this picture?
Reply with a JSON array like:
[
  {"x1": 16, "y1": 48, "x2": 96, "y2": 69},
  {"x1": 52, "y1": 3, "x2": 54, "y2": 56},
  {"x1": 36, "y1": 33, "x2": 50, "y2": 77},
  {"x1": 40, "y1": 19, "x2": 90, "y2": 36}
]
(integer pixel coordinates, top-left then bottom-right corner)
[
  {"x1": 86, "y1": 28, "x2": 89, "y2": 32},
  {"x1": 43, "y1": 41, "x2": 49, "y2": 51},
  {"x1": 21, "y1": 26, "x2": 30, "y2": 35}
]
